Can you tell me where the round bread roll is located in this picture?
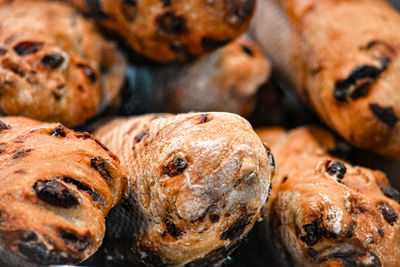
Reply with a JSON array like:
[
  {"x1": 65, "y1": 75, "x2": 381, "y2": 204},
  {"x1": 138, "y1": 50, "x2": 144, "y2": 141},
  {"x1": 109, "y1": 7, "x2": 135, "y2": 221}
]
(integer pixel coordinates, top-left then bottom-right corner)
[
  {"x1": 252, "y1": 0, "x2": 400, "y2": 157},
  {"x1": 0, "y1": 117, "x2": 128, "y2": 266},
  {"x1": 0, "y1": 0, "x2": 126, "y2": 127},
  {"x1": 68, "y1": 0, "x2": 256, "y2": 62},
  {"x1": 257, "y1": 126, "x2": 400, "y2": 266},
  {"x1": 94, "y1": 112, "x2": 274, "y2": 266}
]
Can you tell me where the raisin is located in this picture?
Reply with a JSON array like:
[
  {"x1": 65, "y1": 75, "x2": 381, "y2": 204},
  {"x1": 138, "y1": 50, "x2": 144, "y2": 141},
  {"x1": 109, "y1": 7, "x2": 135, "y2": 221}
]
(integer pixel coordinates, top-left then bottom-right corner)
[
  {"x1": 377, "y1": 203, "x2": 398, "y2": 226},
  {"x1": 50, "y1": 127, "x2": 66, "y2": 137},
  {"x1": 226, "y1": 0, "x2": 255, "y2": 22},
  {"x1": 201, "y1": 38, "x2": 231, "y2": 51},
  {"x1": 11, "y1": 149, "x2": 32, "y2": 159},
  {"x1": 122, "y1": 0, "x2": 137, "y2": 21},
  {"x1": 62, "y1": 177, "x2": 105, "y2": 206},
  {"x1": 0, "y1": 48, "x2": 7, "y2": 55},
  {"x1": 13, "y1": 41, "x2": 43, "y2": 56},
  {"x1": 345, "y1": 225, "x2": 354, "y2": 238},
  {"x1": 199, "y1": 113, "x2": 209, "y2": 124},
  {"x1": 0, "y1": 120, "x2": 11, "y2": 131},
  {"x1": 91, "y1": 157, "x2": 112, "y2": 184},
  {"x1": 209, "y1": 214, "x2": 220, "y2": 223},
  {"x1": 164, "y1": 219, "x2": 182, "y2": 238},
  {"x1": 369, "y1": 104, "x2": 398, "y2": 128},
  {"x1": 162, "y1": 158, "x2": 187, "y2": 177},
  {"x1": 41, "y1": 54, "x2": 64, "y2": 69},
  {"x1": 300, "y1": 217, "x2": 324, "y2": 246},
  {"x1": 378, "y1": 229, "x2": 384, "y2": 238},
  {"x1": 326, "y1": 160, "x2": 347, "y2": 180},
  {"x1": 241, "y1": 45, "x2": 253, "y2": 56},
  {"x1": 220, "y1": 212, "x2": 254, "y2": 240},
  {"x1": 157, "y1": 12, "x2": 186, "y2": 35},
  {"x1": 77, "y1": 64, "x2": 96, "y2": 83},
  {"x1": 59, "y1": 232, "x2": 90, "y2": 252},
  {"x1": 135, "y1": 131, "x2": 149, "y2": 143},
  {"x1": 377, "y1": 183, "x2": 400, "y2": 204},
  {"x1": 34, "y1": 180, "x2": 79, "y2": 209},
  {"x1": 84, "y1": 0, "x2": 109, "y2": 18}
]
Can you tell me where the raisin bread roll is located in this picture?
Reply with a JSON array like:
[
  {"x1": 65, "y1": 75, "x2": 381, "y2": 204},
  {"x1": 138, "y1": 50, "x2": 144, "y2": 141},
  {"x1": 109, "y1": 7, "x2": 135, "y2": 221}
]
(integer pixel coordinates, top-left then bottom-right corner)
[
  {"x1": 93, "y1": 112, "x2": 274, "y2": 266},
  {"x1": 69, "y1": 0, "x2": 255, "y2": 62},
  {"x1": 124, "y1": 35, "x2": 271, "y2": 117},
  {"x1": 256, "y1": 126, "x2": 400, "y2": 266},
  {"x1": 0, "y1": 0, "x2": 126, "y2": 127},
  {"x1": 252, "y1": 0, "x2": 400, "y2": 157},
  {"x1": 0, "y1": 117, "x2": 128, "y2": 266}
]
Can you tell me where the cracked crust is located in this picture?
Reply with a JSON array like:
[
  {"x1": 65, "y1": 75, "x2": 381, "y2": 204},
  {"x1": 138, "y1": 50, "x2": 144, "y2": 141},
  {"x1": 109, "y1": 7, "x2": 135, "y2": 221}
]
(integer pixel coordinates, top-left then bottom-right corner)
[
  {"x1": 0, "y1": 0, "x2": 126, "y2": 127},
  {"x1": 69, "y1": 0, "x2": 255, "y2": 62},
  {"x1": 94, "y1": 112, "x2": 273, "y2": 266},
  {"x1": 256, "y1": 126, "x2": 400, "y2": 267},
  {"x1": 252, "y1": 0, "x2": 400, "y2": 156},
  {"x1": 0, "y1": 117, "x2": 127, "y2": 266}
]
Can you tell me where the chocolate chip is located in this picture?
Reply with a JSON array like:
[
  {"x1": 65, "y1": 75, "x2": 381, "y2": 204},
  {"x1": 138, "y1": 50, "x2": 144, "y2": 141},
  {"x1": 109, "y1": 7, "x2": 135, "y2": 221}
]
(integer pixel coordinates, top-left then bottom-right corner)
[
  {"x1": 0, "y1": 120, "x2": 11, "y2": 131},
  {"x1": 157, "y1": 12, "x2": 186, "y2": 35},
  {"x1": 0, "y1": 48, "x2": 7, "y2": 55},
  {"x1": 11, "y1": 149, "x2": 32, "y2": 159},
  {"x1": 334, "y1": 59, "x2": 389, "y2": 102},
  {"x1": 241, "y1": 45, "x2": 253, "y2": 56},
  {"x1": 50, "y1": 126, "x2": 66, "y2": 137},
  {"x1": 226, "y1": 0, "x2": 255, "y2": 23},
  {"x1": 161, "y1": 0, "x2": 171, "y2": 6},
  {"x1": 199, "y1": 113, "x2": 209, "y2": 124},
  {"x1": 34, "y1": 180, "x2": 79, "y2": 209},
  {"x1": 377, "y1": 183, "x2": 400, "y2": 204},
  {"x1": 201, "y1": 38, "x2": 231, "y2": 51},
  {"x1": 122, "y1": 0, "x2": 137, "y2": 21},
  {"x1": 62, "y1": 177, "x2": 105, "y2": 206},
  {"x1": 84, "y1": 0, "x2": 109, "y2": 18},
  {"x1": 13, "y1": 41, "x2": 44, "y2": 56},
  {"x1": 41, "y1": 54, "x2": 64, "y2": 69},
  {"x1": 135, "y1": 131, "x2": 149, "y2": 143},
  {"x1": 162, "y1": 158, "x2": 187, "y2": 177},
  {"x1": 221, "y1": 212, "x2": 254, "y2": 241},
  {"x1": 164, "y1": 219, "x2": 182, "y2": 238},
  {"x1": 77, "y1": 64, "x2": 96, "y2": 83},
  {"x1": 209, "y1": 214, "x2": 220, "y2": 223},
  {"x1": 59, "y1": 232, "x2": 90, "y2": 252},
  {"x1": 91, "y1": 157, "x2": 112, "y2": 184},
  {"x1": 377, "y1": 203, "x2": 398, "y2": 226},
  {"x1": 369, "y1": 104, "x2": 398, "y2": 128},
  {"x1": 326, "y1": 160, "x2": 346, "y2": 180},
  {"x1": 378, "y1": 229, "x2": 385, "y2": 238}
]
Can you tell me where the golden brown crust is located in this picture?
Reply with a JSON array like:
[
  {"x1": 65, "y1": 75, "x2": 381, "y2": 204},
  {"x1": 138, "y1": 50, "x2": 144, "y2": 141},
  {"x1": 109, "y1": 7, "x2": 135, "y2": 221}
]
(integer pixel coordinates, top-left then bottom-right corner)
[
  {"x1": 257, "y1": 126, "x2": 400, "y2": 267},
  {"x1": 0, "y1": 0, "x2": 126, "y2": 127},
  {"x1": 94, "y1": 112, "x2": 273, "y2": 266},
  {"x1": 0, "y1": 117, "x2": 127, "y2": 266},
  {"x1": 69, "y1": 0, "x2": 255, "y2": 62},
  {"x1": 252, "y1": 0, "x2": 400, "y2": 156}
]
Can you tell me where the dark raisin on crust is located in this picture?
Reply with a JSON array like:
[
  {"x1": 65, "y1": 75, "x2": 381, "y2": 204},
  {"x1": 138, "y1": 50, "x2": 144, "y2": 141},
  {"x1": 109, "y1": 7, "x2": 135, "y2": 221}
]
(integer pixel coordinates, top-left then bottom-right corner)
[
  {"x1": 157, "y1": 12, "x2": 186, "y2": 35},
  {"x1": 0, "y1": 48, "x2": 7, "y2": 55},
  {"x1": 377, "y1": 203, "x2": 398, "y2": 226},
  {"x1": 122, "y1": 0, "x2": 137, "y2": 21},
  {"x1": 77, "y1": 63, "x2": 97, "y2": 83},
  {"x1": 325, "y1": 160, "x2": 347, "y2": 180},
  {"x1": 334, "y1": 58, "x2": 389, "y2": 102},
  {"x1": 135, "y1": 131, "x2": 149, "y2": 143},
  {"x1": 50, "y1": 126, "x2": 67, "y2": 137},
  {"x1": 220, "y1": 212, "x2": 254, "y2": 241},
  {"x1": 209, "y1": 214, "x2": 220, "y2": 223},
  {"x1": 59, "y1": 232, "x2": 91, "y2": 252},
  {"x1": 162, "y1": 158, "x2": 187, "y2": 177},
  {"x1": 201, "y1": 38, "x2": 231, "y2": 51},
  {"x1": 13, "y1": 41, "x2": 44, "y2": 56},
  {"x1": 90, "y1": 157, "x2": 112, "y2": 184},
  {"x1": 0, "y1": 120, "x2": 11, "y2": 131},
  {"x1": 62, "y1": 177, "x2": 105, "y2": 206},
  {"x1": 378, "y1": 229, "x2": 385, "y2": 238},
  {"x1": 84, "y1": 0, "x2": 109, "y2": 19},
  {"x1": 34, "y1": 180, "x2": 79, "y2": 209},
  {"x1": 41, "y1": 54, "x2": 64, "y2": 69},
  {"x1": 299, "y1": 216, "x2": 336, "y2": 246},
  {"x1": 241, "y1": 45, "x2": 253, "y2": 56},
  {"x1": 164, "y1": 219, "x2": 182, "y2": 238},
  {"x1": 226, "y1": 0, "x2": 256, "y2": 23},
  {"x1": 11, "y1": 149, "x2": 32, "y2": 159},
  {"x1": 369, "y1": 104, "x2": 398, "y2": 128},
  {"x1": 199, "y1": 113, "x2": 209, "y2": 124},
  {"x1": 377, "y1": 183, "x2": 400, "y2": 204},
  {"x1": 75, "y1": 132, "x2": 92, "y2": 140}
]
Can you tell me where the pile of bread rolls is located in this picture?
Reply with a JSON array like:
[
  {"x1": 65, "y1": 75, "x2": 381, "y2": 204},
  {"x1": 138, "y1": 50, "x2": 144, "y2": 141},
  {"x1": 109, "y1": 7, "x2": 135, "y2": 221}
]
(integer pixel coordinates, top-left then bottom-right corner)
[{"x1": 0, "y1": 0, "x2": 399, "y2": 266}]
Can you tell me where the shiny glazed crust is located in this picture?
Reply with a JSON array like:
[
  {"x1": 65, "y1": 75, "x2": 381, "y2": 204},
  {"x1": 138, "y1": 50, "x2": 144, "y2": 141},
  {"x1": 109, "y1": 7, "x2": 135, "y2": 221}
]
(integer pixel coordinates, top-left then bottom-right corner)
[
  {"x1": 0, "y1": 0, "x2": 126, "y2": 127},
  {"x1": 257, "y1": 126, "x2": 400, "y2": 266},
  {"x1": 0, "y1": 117, "x2": 127, "y2": 266},
  {"x1": 94, "y1": 112, "x2": 273, "y2": 266},
  {"x1": 69, "y1": 0, "x2": 255, "y2": 62}
]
